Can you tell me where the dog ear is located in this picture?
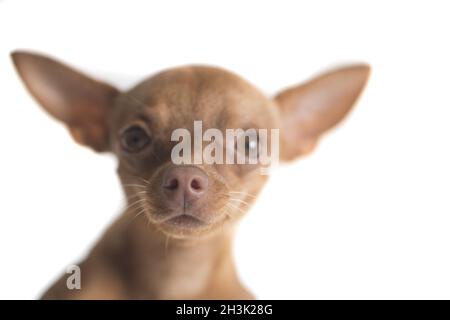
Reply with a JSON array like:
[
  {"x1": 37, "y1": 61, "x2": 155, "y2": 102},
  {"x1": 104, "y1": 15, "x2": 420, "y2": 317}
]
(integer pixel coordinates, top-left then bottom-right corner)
[
  {"x1": 11, "y1": 51, "x2": 119, "y2": 152},
  {"x1": 275, "y1": 64, "x2": 370, "y2": 161}
]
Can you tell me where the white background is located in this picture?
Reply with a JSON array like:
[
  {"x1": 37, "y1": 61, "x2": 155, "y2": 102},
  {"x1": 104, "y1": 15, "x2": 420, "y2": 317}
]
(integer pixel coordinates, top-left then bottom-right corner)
[{"x1": 1, "y1": 0, "x2": 449, "y2": 299}]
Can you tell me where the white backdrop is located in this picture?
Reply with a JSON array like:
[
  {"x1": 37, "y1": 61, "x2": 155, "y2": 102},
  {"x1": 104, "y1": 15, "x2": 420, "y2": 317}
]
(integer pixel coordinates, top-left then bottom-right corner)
[{"x1": 1, "y1": 0, "x2": 449, "y2": 299}]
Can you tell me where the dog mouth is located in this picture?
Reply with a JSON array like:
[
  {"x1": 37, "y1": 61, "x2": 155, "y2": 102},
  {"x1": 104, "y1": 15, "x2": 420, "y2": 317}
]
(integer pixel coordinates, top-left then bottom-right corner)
[
  {"x1": 154, "y1": 207, "x2": 228, "y2": 237},
  {"x1": 163, "y1": 214, "x2": 207, "y2": 228}
]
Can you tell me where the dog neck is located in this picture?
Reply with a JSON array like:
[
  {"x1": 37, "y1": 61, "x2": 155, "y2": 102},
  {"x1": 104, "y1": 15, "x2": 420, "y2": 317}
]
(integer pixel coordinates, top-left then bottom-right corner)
[{"x1": 111, "y1": 209, "x2": 239, "y2": 299}]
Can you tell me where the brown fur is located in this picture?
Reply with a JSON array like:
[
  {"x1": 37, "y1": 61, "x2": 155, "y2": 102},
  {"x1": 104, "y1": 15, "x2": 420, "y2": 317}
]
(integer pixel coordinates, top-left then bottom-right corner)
[{"x1": 11, "y1": 51, "x2": 370, "y2": 299}]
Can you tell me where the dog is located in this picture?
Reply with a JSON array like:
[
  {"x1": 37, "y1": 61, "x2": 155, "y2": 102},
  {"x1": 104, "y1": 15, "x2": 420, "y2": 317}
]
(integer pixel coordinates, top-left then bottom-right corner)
[{"x1": 12, "y1": 51, "x2": 370, "y2": 299}]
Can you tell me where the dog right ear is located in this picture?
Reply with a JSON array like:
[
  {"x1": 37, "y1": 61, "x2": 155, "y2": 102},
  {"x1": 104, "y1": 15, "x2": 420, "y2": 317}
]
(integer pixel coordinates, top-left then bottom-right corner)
[{"x1": 11, "y1": 51, "x2": 119, "y2": 152}]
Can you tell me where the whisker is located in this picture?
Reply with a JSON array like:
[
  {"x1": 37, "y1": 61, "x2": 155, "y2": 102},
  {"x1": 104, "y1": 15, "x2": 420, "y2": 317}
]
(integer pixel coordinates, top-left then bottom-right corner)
[
  {"x1": 222, "y1": 205, "x2": 233, "y2": 219},
  {"x1": 132, "y1": 208, "x2": 147, "y2": 221},
  {"x1": 229, "y1": 198, "x2": 251, "y2": 207},
  {"x1": 226, "y1": 202, "x2": 247, "y2": 215},
  {"x1": 122, "y1": 174, "x2": 151, "y2": 184},
  {"x1": 126, "y1": 190, "x2": 149, "y2": 199},
  {"x1": 229, "y1": 191, "x2": 258, "y2": 199},
  {"x1": 124, "y1": 198, "x2": 148, "y2": 211},
  {"x1": 122, "y1": 183, "x2": 147, "y2": 188},
  {"x1": 135, "y1": 177, "x2": 151, "y2": 185}
]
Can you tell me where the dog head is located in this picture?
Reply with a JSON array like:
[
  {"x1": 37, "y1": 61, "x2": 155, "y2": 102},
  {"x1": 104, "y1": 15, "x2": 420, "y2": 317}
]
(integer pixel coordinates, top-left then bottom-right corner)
[{"x1": 12, "y1": 51, "x2": 369, "y2": 239}]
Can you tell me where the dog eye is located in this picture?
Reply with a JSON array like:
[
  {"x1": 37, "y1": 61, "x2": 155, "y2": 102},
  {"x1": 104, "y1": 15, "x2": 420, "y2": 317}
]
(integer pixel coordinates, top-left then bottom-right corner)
[
  {"x1": 245, "y1": 137, "x2": 257, "y2": 152},
  {"x1": 244, "y1": 135, "x2": 259, "y2": 159},
  {"x1": 120, "y1": 126, "x2": 151, "y2": 152}
]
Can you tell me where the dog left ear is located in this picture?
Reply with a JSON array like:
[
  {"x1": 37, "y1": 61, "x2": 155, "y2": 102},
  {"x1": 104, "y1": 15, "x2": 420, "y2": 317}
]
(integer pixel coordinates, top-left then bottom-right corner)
[
  {"x1": 11, "y1": 51, "x2": 119, "y2": 152},
  {"x1": 275, "y1": 64, "x2": 370, "y2": 161}
]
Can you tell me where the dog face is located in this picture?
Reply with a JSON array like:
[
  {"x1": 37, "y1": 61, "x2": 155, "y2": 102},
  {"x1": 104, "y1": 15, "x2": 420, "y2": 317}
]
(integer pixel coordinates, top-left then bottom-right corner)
[
  {"x1": 110, "y1": 66, "x2": 279, "y2": 238},
  {"x1": 12, "y1": 51, "x2": 369, "y2": 239}
]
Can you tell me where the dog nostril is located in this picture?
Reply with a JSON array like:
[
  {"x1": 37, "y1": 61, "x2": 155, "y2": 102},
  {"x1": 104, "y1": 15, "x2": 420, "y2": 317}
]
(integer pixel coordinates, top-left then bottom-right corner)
[
  {"x1": 164, "y1": 178, "x2": 179, "y2": 191},
  {"x1": 190, "y1": 178, "x2": 202, "y2": 191}
]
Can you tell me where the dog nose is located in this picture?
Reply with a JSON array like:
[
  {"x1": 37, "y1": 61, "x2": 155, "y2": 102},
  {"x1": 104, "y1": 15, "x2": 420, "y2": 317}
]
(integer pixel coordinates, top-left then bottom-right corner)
[{"x1": 162, "y1": 167, "x2": 208, "y2": 205}]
